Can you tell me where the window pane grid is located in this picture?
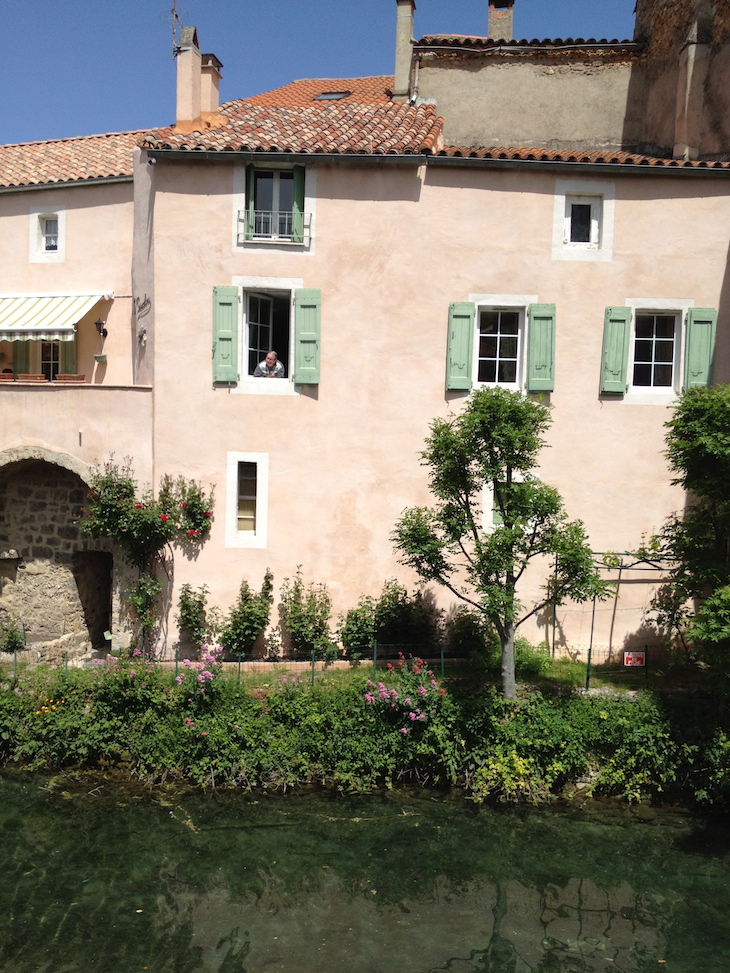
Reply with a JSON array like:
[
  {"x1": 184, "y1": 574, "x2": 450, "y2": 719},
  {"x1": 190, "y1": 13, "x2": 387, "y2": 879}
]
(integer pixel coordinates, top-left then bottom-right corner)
[
  {"x1": 478, "y1": 309, "x2": 520, "y2": 385},
  {"x1": 633, "y1": 314, "x2": 676, "y2": 388}
]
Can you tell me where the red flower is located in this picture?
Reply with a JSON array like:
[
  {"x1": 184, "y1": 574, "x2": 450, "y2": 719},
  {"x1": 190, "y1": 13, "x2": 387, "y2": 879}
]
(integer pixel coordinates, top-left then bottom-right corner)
[
  {"x1": 204, "y1": 511, "x2": 211, "y2": 518},
  {"x1": 160, "y1": 514, "x2": 168, "y2": 522},
  {"x1": 188, "y1": 529, "x2": 195, "y2": 536},
  {"x1": 134, "y1": 504, "x2": 142, "y2": 509},
  {"x1": 182, "y1": 503, "x2": 188, "y2": 509}
]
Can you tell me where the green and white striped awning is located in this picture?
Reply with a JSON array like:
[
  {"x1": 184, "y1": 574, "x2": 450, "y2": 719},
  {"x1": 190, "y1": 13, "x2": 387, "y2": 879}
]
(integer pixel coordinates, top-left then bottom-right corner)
[{"x1": 0, "y1": 292, "x2": 113, "y2": 342}]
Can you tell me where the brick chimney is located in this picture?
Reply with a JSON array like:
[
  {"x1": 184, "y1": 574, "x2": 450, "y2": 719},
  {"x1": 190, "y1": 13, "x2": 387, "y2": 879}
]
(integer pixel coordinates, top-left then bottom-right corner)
[
  {"x1": 488, "y1": 0, "x2": 514, "y2": 42},
  {"x1": 393, "y1": 0, "x2": 416, "y2": 102},
  {"x1": 175, "y1": 27, "x2": 224, "y2": 132}
]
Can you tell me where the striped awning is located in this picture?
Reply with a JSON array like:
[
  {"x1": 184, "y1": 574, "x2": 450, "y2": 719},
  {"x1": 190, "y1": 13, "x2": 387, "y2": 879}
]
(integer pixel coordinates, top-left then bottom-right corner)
[{"x1": 0, "y1": 292, "x2": 113, "y2": 342}]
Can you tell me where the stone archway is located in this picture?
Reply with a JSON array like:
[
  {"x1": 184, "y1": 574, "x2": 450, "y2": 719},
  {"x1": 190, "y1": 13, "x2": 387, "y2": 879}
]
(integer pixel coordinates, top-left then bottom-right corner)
[{"x1": 0, "y1": 451, "x2": 114, "y2": 660}]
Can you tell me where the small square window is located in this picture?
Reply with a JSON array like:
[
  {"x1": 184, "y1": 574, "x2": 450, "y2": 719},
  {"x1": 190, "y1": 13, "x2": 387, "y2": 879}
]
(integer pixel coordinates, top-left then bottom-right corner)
[
  {"x1": 564, "y1": 195, "x2": 601, "y2": 248},
  {"x1": 41, "y1": 217, "x2": 58, "y2": 252},
  {"x1": 552, "y1": 180, "x2": 614, "y2": 263},
  {"x1": 30, "y1": 205, "x2": 65, "y2": 263}
]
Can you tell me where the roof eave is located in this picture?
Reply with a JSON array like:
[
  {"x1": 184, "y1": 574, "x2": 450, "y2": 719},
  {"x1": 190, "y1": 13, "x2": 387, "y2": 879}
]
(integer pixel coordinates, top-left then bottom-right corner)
[
  {"x1": 428, "y1": 156, "x2": 730, "y2": 178},
  {"x1": 0, "y1": 173, "x2": 133, "y2": 195},
  {"x1": 145, "y1": 148, "x2": 428, "y2": 165}
]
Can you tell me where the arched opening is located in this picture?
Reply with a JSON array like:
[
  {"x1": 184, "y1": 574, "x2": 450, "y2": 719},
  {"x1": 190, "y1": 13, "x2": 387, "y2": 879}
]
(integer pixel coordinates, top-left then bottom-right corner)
[{"x1": 0, "y1": 454, "x2": 113, "y2": 658}]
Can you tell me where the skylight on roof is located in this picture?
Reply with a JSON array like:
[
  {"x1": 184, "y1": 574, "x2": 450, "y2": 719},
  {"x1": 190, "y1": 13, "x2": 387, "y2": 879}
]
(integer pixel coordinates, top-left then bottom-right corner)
[{"x1": 314, "y1": 91, "x2": 351, "y2": 101}]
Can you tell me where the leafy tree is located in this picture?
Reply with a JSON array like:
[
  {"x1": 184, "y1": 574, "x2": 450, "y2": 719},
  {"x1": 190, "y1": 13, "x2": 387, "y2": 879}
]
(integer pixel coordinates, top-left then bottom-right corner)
[
  {"x1": 652, "y1": 385, "x2": 730, "y2": 659},
  {"x1": 392, "y1": 387, "x2": 609, "y2": 699}
]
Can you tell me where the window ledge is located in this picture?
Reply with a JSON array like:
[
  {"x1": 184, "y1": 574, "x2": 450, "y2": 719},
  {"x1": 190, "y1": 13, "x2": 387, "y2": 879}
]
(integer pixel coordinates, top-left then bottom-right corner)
[
  {"x1": 615, "y1": 390, "x2": 678, "y2": 405},
  {"x1": 229, "y1": 379, "x2": 300, "y2": 396}
]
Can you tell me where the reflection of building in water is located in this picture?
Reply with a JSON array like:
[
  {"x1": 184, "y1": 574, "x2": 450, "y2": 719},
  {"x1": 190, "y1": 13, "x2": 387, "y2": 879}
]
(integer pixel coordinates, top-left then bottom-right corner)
[{"x1": 157, "y1": 869, "x2": 666, "y2": 972}]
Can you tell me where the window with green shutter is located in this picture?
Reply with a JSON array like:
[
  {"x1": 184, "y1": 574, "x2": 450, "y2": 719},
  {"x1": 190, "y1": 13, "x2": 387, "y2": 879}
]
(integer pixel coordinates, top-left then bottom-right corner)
[
  {"x1": 446, "y1": 302, "x2": 475, "y2": 391},
  {"x1": 242, "y1": 165, "x2": 309, "y2": 244},
  {"x1": 526, "y1": 303, "x2": 555, "y2": 392},
  {"x1": 293, "y1": 288, "x2": 320, "y2": 385},
  {"x1": 684, "y1": 307, "x2": 716, "y2": 389},
  {"x1": 600, "y1": 306, "x2": 631, "y2": 394},
  {"x1": 212, "y1": 286, "x2": 239, "y2": 384}
]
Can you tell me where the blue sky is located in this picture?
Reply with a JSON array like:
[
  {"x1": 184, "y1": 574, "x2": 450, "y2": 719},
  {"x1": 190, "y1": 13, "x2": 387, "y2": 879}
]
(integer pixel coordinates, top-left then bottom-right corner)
[{"x1": 2, "y1": 0, "x2": 636, "y2": 145}]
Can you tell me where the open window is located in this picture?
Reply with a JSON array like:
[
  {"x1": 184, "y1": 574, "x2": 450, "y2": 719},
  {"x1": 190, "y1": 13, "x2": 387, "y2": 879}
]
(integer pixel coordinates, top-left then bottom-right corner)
[
  {"x1": 212, "y1": 282, "x2": 320, "y2": 390},
  {"x1": 238, "y1": 165, "x2": 310, "y2": 245},
  {"x1": 9, "y1": 336, "x2": 76, "y2": 381},
  {"x1": 600, "y1": 303, "x2": 716, "y2": 397},
  {"x1": 446, "y1": 297, "x2": 554, "y2": 393}
]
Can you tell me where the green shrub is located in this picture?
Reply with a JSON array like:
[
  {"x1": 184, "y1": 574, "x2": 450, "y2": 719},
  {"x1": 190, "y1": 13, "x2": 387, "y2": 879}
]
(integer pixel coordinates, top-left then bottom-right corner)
[
  {"x1": 279, "y1": 567, "x2": 337, "y2": 661},
  {"x1": 219, "y1": 570, "x2": 273, "y2": 658},
  {"x1": 177, "y1": 583, "x2": 216, "y2": 648},
  {"x1": 339, "y1": 579, "x2": 442, "y2": 656},
  {"x1": 0, "y1": 616, "x2": 25, "y2": 653}
]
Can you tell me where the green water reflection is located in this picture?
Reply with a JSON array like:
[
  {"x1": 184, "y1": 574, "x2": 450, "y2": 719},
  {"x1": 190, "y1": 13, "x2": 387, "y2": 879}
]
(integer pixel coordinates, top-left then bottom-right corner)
[{"x1": 1, "y1": 772, "x2": 729, "y2": 973}]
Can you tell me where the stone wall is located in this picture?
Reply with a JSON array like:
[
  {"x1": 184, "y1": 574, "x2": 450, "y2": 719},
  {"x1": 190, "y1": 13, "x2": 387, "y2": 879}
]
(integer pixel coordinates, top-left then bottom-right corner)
[{"x1": 0, "y1": 459, "x2": 113, "y2": 660}]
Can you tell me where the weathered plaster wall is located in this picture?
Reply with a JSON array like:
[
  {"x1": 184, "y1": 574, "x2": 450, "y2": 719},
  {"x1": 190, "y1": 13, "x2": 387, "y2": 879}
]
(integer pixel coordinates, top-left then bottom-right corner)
[
  {"x1": 146, "y1": 158, "x2": 730, "y2": 660},
  {"x1": 415, "y1": 54, "x2": 642, "y2": 151}
]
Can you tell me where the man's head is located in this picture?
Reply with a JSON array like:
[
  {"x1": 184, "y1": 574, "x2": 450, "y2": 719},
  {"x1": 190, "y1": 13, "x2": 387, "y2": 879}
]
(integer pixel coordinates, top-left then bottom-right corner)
[{"x1": 265, "y1": 351, "x2": 278, "y2": 369}]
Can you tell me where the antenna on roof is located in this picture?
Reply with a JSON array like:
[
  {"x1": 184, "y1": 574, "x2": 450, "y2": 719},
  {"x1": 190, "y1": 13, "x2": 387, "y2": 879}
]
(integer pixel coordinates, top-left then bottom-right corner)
[{"x1": 171, "y1": 0, "x2": 183, "y2": 57}]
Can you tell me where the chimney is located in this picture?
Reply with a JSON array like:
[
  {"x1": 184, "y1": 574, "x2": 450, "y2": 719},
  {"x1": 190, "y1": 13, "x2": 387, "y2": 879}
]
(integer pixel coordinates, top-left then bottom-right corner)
[
  {"x1": 393, "y1": 0, "x2": 416, "y2": 102},
  {"x1": 201, "y1": 53, "x2": 223, "y2": 114},
  {"x1": 488, "y1": 0, "x2": 514, "y2": 42},
  {"x1": 176, "y1": 26, "x2": 202, "y2": 127}
]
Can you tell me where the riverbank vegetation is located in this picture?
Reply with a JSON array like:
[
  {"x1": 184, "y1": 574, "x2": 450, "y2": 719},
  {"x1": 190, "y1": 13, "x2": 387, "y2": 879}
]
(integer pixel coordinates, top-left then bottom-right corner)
[{"x1": 1, "y1": 651, "x2": 728, "y2": 808}]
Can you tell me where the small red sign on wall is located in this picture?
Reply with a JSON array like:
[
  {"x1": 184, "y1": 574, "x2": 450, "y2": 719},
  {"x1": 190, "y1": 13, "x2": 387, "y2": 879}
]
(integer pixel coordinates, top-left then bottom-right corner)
[{"x1": 624, "y1": 651, "x2": 646, "y2": 667}]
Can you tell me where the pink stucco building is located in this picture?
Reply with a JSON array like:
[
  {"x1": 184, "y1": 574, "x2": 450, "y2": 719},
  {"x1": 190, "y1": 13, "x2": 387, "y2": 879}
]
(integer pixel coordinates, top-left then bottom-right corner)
[{"x1": 1, "y1": 0, "x2": 729, "y2": 662}]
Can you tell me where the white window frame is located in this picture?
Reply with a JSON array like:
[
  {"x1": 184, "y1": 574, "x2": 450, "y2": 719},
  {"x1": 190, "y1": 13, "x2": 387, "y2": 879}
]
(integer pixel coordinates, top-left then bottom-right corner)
[
  {"x1": 468, "y1": 293, "x2": 538, "y2": 391},
  {"x1": 230, "y1": 275, "x2": 303, "y2": 396},
  {"x1": 623, "y1": 297, "x2": 694, "y2": 404},
  {"x1": 232, "y1": 164, "x2": 316, "y2": 254},
  {"x1": 552, "y1": 179, "x2": 614, "y2": 262},
  {"x1": 29, "y1": 204, "x2": 66, "y2": 263},
  {"x1": 225, "y1": 451, "x2": 269, "y2": 549},
  {"x1": 482, "y1": 472, "x2": 525, "y2": 532}
]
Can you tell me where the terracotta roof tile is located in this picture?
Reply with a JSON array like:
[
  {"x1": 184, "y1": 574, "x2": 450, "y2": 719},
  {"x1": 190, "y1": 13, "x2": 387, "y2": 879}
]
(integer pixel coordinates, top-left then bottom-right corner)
[
  {"x1": 418, "y1": 34, "x2": 638, "y2": 49},
  {"x1": 0, "y1": 131, "x2": 142, "y2": 190},
  {"x1": 143, "y1": 96, "x2": 443, "y2": 156},
  {"x1": 439, "y1": 145, "x2": 730, "y2": 169},
  {"x1": 237, "y1": 76, "x2": 394, "y2": 106}
]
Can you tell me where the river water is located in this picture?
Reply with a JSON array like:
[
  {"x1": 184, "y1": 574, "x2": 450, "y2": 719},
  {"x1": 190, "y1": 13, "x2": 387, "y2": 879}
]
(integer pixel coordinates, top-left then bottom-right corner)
[{"x1": 1, "y1": 772, "x2": 729, "y2": 973}]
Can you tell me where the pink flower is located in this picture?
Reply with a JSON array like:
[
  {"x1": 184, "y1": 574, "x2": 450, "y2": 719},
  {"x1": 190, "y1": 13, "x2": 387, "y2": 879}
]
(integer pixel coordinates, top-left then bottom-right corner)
[
  {"x1": 200, "y1": 732, "x2": 207, "y2": 736},
  {"x1": 400, "y1": 727, "x2": 408, "y2": 734},
  {"x1": 175, "y1": 675, "x2": 182, "y2": 685}
]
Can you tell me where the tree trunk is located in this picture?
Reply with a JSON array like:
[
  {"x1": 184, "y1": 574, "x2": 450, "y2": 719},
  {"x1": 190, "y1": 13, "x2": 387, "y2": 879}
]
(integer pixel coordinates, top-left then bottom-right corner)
[{"x1": 500, "y1": 621, "x2": 517, "y2": 700}]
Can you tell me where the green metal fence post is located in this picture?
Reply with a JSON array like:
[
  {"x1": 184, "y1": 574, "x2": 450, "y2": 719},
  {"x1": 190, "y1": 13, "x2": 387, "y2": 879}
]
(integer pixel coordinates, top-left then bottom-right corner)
[
  {"x1": 175, "y1": 648, "x2": 179, "y2": 679},
  {"x1": 585, "y1": 595, "x2": 597, "y2": 690},
  {"x1": 237, "y1": 652, "x2": 242, "y2": 683}
]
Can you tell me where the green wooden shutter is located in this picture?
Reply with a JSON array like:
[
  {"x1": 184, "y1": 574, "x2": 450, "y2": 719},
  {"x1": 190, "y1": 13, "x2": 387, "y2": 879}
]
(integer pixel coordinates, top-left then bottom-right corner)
[
  {"x1": 684, "y1": 307, "x2": 716, "y2": 389},
  {"x1": 245, "y1": 164, "x2": 255, "y2": 241},
  {"x1": 526, "y1": 303, "x2": 555, "y2": 392},
  {"x1": 61, "y1": 337, "x2": 77, "y2": 374},
  {"x1": 446, "y1": 302, "x2": 475, "y2": 391},
  {"x1": 292, "y1": 166, "x2": 305, "y2": 244},
  {"x1": 600, "y1": 306, "x2": 631, "y2": 394},
  {"x1": 12, "y1": 339, "x2": 28, "y2": 375},
  {"x1": 294, "y1": 288, "x2": 320, "y2": 384},
  {"x1": 212, "y1": 286, "x2": 239, "y2": 383}
]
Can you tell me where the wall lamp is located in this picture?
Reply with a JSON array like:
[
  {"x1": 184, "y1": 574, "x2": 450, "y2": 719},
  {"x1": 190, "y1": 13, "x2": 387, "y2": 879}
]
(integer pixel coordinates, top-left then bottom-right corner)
[{"x1": 95, "y1": 319, "x2": 108, "y2": 339}]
